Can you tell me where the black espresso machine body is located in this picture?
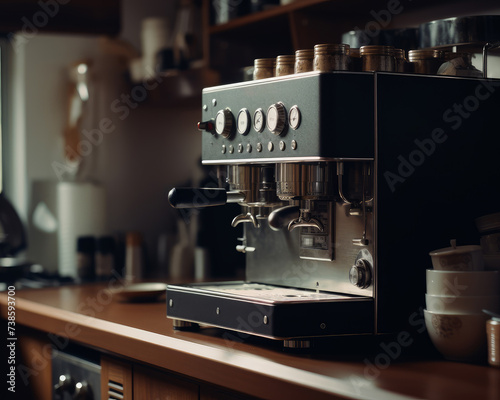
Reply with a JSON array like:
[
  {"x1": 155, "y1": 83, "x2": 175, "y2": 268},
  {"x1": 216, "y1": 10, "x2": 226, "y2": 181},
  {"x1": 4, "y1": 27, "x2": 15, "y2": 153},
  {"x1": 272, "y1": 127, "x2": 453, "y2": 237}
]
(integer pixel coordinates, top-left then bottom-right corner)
[{"x1": 166, "y1": 71, "x2": 500, "y2": 346}]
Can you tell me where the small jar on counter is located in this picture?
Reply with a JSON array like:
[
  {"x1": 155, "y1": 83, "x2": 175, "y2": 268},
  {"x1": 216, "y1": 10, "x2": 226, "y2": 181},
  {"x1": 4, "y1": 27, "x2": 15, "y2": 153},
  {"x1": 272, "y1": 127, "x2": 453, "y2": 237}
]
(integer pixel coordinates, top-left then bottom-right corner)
[
  {"x1": 294, "y1": 49, "x2": 314, "y2": 73},
  {"x1": 275, "y1": 55, "x2": 295, "y2": 76},
  {"x1": 96, "y1": 236, "x2": 116, "y2": 280},
  {"x1": 125, "y1": 232, "x2": 144, "y2": 283},
  {"x1": 77, "y1": 236, "x2": 95, "y2": 282},
  {"x1": 253, "y1": 58, "x2": 275, "y2": 80},
  {"x1": 313, "y1": 43, "x2": 350, "y2": 72},
  {"x1": 487, "y1": 316, "x2": 500, "y2": 367},
  {"x1": 360, "y1": 45, "x2": 395, "y2": 72},
  {"x1": 408, "y1": 49, "x2": 447, "y2": 75}
]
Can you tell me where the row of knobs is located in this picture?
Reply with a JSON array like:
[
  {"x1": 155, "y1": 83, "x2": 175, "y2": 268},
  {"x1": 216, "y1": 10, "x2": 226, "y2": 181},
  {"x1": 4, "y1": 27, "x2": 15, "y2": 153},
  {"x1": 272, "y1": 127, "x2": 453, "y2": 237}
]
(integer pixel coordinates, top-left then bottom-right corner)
[
  {"x1": 200, "y1": 102, "x2": 301, "y2": 140},
  {"x1": 54, "y1": 374, "x2": 93, "y2": 399}
]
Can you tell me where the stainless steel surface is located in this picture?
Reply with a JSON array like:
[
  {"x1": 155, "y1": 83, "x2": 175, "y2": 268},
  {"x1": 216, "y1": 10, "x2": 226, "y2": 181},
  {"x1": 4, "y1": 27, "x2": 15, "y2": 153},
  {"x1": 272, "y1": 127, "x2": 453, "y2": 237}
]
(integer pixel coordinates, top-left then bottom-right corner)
[
  {"x1": 483, "y1": 42, "x2": 500, "y2": 78},
  {"x1": 52, "y1": 349, "x2": 100, "y2": 400},
  {"x1": 245, "y1": 201, "x2": 374, "y2": 297}
]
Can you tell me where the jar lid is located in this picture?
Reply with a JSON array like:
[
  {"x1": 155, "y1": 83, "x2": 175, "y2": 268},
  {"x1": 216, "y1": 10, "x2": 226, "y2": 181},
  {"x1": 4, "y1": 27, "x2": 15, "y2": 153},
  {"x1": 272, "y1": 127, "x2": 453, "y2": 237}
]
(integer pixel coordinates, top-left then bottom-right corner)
[
  {"x1": 295, "y1": 49, "x2": 314, "y2": 59},
  {"x1": 276, "y1": 55, "x2": 295, "y2": 64},
  {"x1": 408, "y1": 49, "x2": 446, "y2": 62},
  {"x1": 314, "y1": 43, "x2": 350, "y2": 55},
  {"x1": 360, "y1": 45, "x2": 395, "y2": 56},
  {"x1": 429, "y1": 244, "x2": 482, "y2": 256},
  {"x1": 254, "y1": 58, "x2": 275, "y2": 67},
  {"x1": 394, "y1": 48, "x2": 405, "y2": 59},
  {"x1": 475, "y1": 212, "x2": 500, "y2": 233}
]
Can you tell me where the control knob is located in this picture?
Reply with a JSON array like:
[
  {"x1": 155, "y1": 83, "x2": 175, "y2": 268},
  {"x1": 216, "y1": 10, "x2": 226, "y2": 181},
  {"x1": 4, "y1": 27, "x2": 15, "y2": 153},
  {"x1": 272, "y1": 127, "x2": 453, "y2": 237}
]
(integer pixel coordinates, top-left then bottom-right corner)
[
  {"x1": 267, "y1": 102, "x2": 287, "y2": 136},
  {"x1": 349, "y1": 259, "x2": 372, "y2": 289},
  {"x1": 74, "y1": 381, "x2": 93, "y2": 400},
  {"x1": 214, "y1": 108, "x2": 235, "y2": 139}
]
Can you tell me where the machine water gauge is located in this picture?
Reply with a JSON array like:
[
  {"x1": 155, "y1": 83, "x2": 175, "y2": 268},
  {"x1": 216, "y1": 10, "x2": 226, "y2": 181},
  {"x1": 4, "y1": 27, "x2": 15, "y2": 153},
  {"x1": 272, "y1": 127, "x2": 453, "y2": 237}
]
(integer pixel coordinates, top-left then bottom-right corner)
[
  {"x1": 215, "y1": 108, "x2": 234, "y2": 139},
  {"x1": 253, "y1": 108, "x2": 265, "y2": 132},
  {"x1": 289, "y1": 105, "x2": 301, "y2": 130}
]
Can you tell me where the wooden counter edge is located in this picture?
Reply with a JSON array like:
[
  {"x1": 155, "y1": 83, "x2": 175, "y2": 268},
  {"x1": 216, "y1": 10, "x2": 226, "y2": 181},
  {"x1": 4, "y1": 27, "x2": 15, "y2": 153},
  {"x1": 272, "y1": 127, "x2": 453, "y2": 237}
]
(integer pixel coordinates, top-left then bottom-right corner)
[{"x1": 0, "y1": 295, "x2": 418, "y2": 400}]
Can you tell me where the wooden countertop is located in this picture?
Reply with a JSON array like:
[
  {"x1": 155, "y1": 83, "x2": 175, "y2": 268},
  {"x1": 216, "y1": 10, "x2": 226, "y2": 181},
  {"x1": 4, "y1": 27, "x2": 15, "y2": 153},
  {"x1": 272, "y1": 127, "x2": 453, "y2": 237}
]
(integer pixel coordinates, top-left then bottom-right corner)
[{"x1": 1, "y1": 282, "x2": 499, "y2": 400}]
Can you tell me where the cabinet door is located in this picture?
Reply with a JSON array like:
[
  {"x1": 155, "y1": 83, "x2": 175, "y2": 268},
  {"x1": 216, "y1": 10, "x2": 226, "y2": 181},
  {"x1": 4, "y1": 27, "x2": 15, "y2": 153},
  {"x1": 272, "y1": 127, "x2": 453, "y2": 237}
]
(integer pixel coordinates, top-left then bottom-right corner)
[
  {"x1": 101, "y1": 356, "x2": 133, "y2": 400},
  {"x1": 133, "y1": 365, "x2": 198, "y2": 400}
]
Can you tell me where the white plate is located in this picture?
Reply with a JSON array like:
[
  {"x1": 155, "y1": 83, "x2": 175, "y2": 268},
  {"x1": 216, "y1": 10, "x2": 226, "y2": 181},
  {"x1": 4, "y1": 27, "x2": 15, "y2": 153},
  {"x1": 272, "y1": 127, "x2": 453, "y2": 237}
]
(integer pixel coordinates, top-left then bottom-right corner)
[{"x1": 111, "y1": 283, "x2": 167, "y2": 302}]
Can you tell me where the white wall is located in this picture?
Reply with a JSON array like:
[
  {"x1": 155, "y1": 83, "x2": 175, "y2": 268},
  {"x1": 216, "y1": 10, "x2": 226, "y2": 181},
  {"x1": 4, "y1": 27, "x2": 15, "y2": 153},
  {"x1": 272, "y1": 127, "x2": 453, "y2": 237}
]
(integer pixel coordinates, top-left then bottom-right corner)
[{"x1": 4, "y1": 0, "x2": 203, "y2": 276}]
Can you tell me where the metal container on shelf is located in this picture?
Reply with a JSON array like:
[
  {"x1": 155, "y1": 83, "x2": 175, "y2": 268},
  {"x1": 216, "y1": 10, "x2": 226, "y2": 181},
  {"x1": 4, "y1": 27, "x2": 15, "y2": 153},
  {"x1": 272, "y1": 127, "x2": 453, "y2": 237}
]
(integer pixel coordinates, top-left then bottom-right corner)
[
  {"x1": 360, "y1": 45, "x2": 395, "y2": 72},
  {"x1": 313, "y1": 44, "x2": 350, "y2": 72},
  {"x1": 253, "y1": 58, "x2": 275, "y2": 80},
  {"x1": 294, "y1": 49, "x2": 314, "y2": 73},
  {"x1": 275, "y1": 55, "x2": 295, "y2": 76},
  {"x1": 408, "y1": 49, "x2": 447, "y2": 75}
]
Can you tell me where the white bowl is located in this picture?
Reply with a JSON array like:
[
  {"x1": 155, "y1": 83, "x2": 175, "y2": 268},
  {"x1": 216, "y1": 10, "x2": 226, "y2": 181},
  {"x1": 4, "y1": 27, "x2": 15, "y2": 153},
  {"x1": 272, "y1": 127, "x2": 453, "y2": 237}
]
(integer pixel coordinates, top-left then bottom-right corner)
[
  {"x1": 425, "y1": 293, "x2": 500, "y2": 314},
  {"x1": 426, "y1": 269, "x2": 500, "y2": 296},
  {"x1": 429, "y1": 244, "x2": 484, "y2": 271},
  {"x1": 424, "y1": 309, "x2": 488, "y2": 362}
]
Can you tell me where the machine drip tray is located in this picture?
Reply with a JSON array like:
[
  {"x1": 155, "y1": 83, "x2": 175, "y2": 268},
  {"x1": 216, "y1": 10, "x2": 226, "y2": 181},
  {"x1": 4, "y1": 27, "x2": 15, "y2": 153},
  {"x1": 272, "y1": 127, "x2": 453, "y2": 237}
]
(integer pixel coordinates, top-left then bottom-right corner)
[{"x1": 166, "y1": 281, "x2": 374, "y2": 341}]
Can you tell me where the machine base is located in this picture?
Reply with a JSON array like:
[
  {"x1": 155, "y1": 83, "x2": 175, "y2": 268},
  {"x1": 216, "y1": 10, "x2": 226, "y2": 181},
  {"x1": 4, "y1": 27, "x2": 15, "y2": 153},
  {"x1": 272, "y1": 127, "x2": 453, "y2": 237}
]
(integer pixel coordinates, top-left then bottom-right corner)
[{"x1": 166, "y1": 281, "x2": 374, "y2": 341}]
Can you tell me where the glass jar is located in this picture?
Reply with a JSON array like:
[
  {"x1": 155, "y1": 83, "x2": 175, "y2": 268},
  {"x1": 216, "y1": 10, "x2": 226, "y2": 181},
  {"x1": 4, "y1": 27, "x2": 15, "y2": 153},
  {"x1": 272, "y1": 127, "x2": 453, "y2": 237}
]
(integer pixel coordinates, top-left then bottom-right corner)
[
  {"x1": 294, "y1": 49, "x2": 314, "y2": 73},
  {"x1": 313, "y1": 44, "x2": 350, "y2": 72},
  {"x1": 360, "y1": 45, "x2": 395, "y2": 72},
  {"x1": 276, "y1": 55, "x2": 295, "y2": 76},
  {"x1": 408, "y1": 49, "x2": 447, "y2": 75},
  {"x1": 253, "y1": 58, "x2": 275, "y2": 80}
]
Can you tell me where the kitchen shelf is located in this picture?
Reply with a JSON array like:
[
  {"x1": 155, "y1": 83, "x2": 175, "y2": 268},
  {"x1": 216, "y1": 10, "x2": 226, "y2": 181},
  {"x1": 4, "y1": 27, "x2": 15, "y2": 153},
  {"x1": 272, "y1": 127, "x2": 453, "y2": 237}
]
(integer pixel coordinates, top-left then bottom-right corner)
[{"x1": 205, "y1": 0, "x2": 500, "y2": 82}]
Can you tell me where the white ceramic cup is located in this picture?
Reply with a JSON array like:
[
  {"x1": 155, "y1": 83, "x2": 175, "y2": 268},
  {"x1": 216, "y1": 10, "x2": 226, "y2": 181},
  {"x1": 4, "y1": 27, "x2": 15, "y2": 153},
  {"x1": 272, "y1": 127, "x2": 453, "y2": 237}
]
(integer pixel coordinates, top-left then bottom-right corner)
[
  {"x1": 426, "y1": 269, "x2": 500, "y2": 296},
  {"x1": 429, "y1": 244, "x2": 484, "y2": 271},
  {"x1": 425, "y1": 293, "x2": 500, "y2": 314},
  {"x1": 424, "y1": 309, "x2": 488, "y2": 362}
]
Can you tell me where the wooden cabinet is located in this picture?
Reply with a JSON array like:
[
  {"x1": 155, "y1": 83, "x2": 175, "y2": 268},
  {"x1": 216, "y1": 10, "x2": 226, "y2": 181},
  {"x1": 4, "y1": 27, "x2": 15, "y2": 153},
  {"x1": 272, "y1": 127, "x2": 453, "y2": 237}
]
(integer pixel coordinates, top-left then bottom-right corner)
[
  {"x1": 134, "y1": 365, "x2": 198, "y2": 400},
  {"x1": 101, "y1": 356, "x2": 133, "y2": 400},
  {"x1": 101, "y1": 356, "x2": 259, "y2": 400}
]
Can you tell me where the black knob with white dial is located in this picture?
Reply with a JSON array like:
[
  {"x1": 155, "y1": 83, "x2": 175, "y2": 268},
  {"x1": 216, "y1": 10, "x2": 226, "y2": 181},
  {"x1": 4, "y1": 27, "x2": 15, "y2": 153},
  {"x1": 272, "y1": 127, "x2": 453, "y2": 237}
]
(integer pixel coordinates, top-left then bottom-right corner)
[
  {"x1": 267, "y1": 102, "x2": 287, "y2": 136},
  {"x1": 215, "y1": 108, "x2": 235, "y2": 139}
]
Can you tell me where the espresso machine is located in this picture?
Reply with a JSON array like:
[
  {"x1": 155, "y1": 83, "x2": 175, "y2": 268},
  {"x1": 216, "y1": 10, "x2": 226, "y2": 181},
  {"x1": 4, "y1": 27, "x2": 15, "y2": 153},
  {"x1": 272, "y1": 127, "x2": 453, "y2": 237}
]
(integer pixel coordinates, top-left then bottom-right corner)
[{"x1": 167, "y1": 67, "x2": 500, "y2": 348}]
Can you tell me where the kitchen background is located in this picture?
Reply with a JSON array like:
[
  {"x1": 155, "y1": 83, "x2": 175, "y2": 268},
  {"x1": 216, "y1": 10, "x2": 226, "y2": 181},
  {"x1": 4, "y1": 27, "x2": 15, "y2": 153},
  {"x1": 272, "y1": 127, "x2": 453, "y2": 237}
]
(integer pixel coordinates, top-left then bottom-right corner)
[{"x1": 2, "y1": 0, "x2": 500, "y2": 283}]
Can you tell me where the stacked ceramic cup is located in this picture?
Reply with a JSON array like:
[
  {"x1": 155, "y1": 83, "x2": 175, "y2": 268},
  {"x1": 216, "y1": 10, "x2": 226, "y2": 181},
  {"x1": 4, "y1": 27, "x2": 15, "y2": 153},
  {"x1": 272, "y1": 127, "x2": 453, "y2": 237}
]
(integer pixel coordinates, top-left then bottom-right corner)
[{"x1": 424, "y1": 240, "x2": 500, "y2": 362}]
